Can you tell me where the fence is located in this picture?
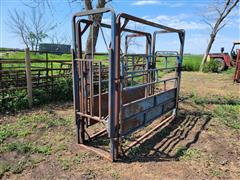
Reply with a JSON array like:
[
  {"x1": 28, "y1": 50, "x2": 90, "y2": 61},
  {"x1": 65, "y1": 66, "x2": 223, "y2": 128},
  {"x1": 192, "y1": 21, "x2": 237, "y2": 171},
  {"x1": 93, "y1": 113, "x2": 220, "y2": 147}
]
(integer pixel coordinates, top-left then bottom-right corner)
[{"x1": 0, "y1": 48, "x2": 72, "y2": 108}]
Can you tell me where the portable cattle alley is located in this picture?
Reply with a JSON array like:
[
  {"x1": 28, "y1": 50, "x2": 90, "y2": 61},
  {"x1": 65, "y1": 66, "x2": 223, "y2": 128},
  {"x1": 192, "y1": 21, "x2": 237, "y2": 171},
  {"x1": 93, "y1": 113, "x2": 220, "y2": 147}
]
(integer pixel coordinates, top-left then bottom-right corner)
[{"x1": 72, "y1": 8, "x2": 185, "y2": 161}]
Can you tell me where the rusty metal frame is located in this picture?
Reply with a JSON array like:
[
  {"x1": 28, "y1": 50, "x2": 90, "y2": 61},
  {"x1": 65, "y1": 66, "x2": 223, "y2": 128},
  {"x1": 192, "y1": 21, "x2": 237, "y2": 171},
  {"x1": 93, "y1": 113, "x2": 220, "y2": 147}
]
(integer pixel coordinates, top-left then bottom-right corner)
[{"x1": 72, "y1": 8, "x2": 185, "y2": 161}]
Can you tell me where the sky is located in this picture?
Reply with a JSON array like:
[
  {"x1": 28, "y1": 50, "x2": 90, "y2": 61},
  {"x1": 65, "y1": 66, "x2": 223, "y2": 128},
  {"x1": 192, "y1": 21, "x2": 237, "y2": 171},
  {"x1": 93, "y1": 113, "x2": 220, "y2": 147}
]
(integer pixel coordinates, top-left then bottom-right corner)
[{"x1": 0, "y1": 0, "x2": 239, "y2": 54}]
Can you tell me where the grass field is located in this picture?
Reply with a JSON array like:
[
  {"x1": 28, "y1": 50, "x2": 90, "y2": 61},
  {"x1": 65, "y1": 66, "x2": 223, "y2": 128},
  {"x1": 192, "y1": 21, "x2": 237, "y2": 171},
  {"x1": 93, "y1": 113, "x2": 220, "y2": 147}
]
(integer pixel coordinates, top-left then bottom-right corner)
[
  {"x1": 0, "y1": 51, "x2": 72, "y2": 71},
  {"x1": 0, "y1": 51, "x2": 72, "y2": 60},
  {"x1": 1, "y1": 50, "x2": 202, "y2": 71},
  {"x1": 182, "y1": 55, "x2": 202, "y2": 71},
  {"x1": 0, "y1": 70, "x2": 239, "y2": 179}
]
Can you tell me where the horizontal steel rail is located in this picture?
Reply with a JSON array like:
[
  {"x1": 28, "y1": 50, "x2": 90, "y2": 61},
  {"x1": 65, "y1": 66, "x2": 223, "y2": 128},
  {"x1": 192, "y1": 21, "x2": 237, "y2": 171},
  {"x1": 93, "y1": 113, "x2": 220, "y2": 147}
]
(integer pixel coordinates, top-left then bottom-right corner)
[{"x1": 123, "y1": 77, "x2": 177, "y2": 91}]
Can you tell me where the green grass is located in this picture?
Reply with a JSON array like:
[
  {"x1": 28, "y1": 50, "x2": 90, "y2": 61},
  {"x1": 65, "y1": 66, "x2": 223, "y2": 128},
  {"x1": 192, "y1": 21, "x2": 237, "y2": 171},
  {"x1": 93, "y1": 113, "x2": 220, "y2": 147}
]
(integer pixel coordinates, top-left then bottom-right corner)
[
  {"x1": 193, "y1": 95, "x2": 240, "y2": 105},
  {"x1": 1, "y1": 51, "x2": 71, "y2": 60},
  {"x1": 1, "y1": 51, "x2": 71, "y2": 75},
  {"x1": 0, "y1": 112, "x2": 72, "y2": 144},
  {"x1": 155, "y1": 54, "x2": 202, "y2": 71},
  {"x1": 1, "y1": 50, "x2": 204, "y2": 72},
  {"x1": 175, "y1": 147, "x2": 201, "y2": 160},
  {"x1": 209, "y1": 168, "x2": 223, "y2": 177},
  {"x1": 1, "y1": 51, "x2": 203, "y2": 71},
  {"x1": 213, "y1": 105, "x2": 240, "y2": 129},
  {"x1": 0, "y1": 77, "x2": 72, "y2": 113},
  {"x1": 0, "y1": 155, "x2": 45, "y2": 176},
  {"x1": 128, "y1": 146, "x2": 142, "y2": 157},
  {"x1": 182, "y1": 55, "x2": 202, "y2": 71},
  {"x1": 191, "y1": 94, "x2": 240, "y2": 129},
  {"x1": 0, "y1": 162, "x2": 11, "y2": 177},
  {"x1": 184, "y1": 91, "x2": 240, "y2": 130},
  {"x1": 0, "y1": 142, "x2": 52, "y2": 155},
  {"x1": 0, "y1": 111, "x2": 73, "y2": 177},
  {"x1": 223, "y1": 67, "x2": 235, "y2": 75},
  {"x1": 57, "y1": 157, "x2": 71, "y2": 170}
]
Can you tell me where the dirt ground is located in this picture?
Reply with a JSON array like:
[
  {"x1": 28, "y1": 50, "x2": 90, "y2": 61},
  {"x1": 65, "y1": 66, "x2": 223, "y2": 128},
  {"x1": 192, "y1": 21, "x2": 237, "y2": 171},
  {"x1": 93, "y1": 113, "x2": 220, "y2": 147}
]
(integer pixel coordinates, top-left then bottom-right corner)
[{"x1": 0, "y1": 71, "x2": 240, "y2": 180}]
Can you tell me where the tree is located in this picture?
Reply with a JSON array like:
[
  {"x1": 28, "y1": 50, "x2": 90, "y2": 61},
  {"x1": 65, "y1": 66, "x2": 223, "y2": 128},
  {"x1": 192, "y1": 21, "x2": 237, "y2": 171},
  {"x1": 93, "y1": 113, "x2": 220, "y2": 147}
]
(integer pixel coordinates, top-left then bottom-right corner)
[
  {"x1": 8, "y1": 8, "x2": 54, "y2": 51},
  {"x1": 84, "y1": 0, "x2": 107, "y2": 58},
  {"x1": 199, "y1": 0, "x2": 239, "y2": 71},
  {"x1": 30, "y1": 9, "x2": 53, "y2": 51},
  {"x1": 8, "y1": 10, "x2": 30, "y2": 49},
  {"x1": 29, "y1": 0, "x2": 111, "y2": 57}
]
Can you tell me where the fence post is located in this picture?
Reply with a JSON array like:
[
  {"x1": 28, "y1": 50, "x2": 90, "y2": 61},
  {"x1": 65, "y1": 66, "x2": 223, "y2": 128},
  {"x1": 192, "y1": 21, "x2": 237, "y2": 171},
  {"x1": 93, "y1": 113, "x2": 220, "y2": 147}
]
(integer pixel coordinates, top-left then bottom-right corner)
[
  {"x1": 46, "y1": 52, "x2": 49, "y2": 87},
  {"x1": 25, "y1": 48, "x2": 33, "y2": 108}
]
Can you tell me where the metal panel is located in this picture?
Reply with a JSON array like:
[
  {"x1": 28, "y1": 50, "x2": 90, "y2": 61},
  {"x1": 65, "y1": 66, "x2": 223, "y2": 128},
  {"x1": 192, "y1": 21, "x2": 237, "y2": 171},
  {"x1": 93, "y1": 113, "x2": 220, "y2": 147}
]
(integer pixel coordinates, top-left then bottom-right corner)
[
  {"x1": 121, "y1": 88, "x2": 177, "y2": 135},
  {"x1": 121, "y1": 113, "x2": 145, "y2": 134},
  {"x1": 123, "y1": 96, "x2": 154, "y2": 119},
  {"x1": 155, "y1": 88, "x2": 176, "y2": 105},
  {"x1": 145, "y1": 104, "x2": 163, "y2": 122}
]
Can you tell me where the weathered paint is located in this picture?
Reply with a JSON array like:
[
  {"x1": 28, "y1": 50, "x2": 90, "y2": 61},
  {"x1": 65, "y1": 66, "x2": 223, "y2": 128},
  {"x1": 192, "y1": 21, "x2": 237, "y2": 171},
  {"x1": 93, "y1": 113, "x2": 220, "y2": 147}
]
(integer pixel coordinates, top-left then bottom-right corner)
[{"x1": 121, "y1": 88, "x2": 177, "y2": 135}]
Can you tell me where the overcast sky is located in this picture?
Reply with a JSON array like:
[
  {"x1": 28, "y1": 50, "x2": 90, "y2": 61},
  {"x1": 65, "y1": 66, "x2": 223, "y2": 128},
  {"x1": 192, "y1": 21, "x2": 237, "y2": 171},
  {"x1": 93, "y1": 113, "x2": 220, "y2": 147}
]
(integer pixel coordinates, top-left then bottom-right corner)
[{"x1": 0, "y1": 0, "x2": 239, "y2": 54}]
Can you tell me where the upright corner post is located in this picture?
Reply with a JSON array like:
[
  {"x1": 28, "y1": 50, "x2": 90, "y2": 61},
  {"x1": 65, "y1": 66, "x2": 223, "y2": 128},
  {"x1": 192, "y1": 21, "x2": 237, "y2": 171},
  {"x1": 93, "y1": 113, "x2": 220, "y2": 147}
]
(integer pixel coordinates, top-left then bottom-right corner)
[
  {"x1": 72, "y1": 17, "x2": 82, "y2": 144},
  {"x1": 175, "y1": 31, "x2": 185, "y2": 115},
  {"x1": 109, "y1": 11, "x2": 118, "y2": 161},
  {"x1": 72, "y1": 49, "x2": 82, "y2": 144},
  {"x1": 25, "y1": 48, "x2": 33, "y2": 108}
]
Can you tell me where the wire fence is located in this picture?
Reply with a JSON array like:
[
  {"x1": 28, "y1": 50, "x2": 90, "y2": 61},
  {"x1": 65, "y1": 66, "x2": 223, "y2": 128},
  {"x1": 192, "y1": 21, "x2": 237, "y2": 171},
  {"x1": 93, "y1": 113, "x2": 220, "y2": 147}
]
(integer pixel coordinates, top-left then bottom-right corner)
[{"x1": 0, "y1": 48, "x2": 72, "y2": 110}]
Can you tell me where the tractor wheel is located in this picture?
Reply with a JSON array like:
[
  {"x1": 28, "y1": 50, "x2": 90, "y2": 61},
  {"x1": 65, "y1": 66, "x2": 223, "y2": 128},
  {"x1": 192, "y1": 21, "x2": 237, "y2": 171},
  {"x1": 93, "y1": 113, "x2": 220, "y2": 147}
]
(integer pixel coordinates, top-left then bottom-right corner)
[{"x1": 214, "y1": 58, "x2": 226, "y2": 72}]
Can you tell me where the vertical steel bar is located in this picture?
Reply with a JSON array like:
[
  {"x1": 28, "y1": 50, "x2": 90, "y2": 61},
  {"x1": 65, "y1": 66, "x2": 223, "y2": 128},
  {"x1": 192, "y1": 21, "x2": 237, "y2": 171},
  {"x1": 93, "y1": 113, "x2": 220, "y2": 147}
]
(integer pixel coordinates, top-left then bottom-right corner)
[
  {"x1": 72, "y1": 56, "x2": 80, "y2": 143},
  {"x1": 125, "y1": 56, "x2": 128, "y2": 86},
  {"x1": 80, "y1": 61, "x2": 84, "y2": 116},
  {"x1": 76, "y1": 20, "x2": 86, "y2": 132},
  {"x1": 174, "y1": 31, "x2": 185, "y2": 115},
  {"x1": 147, "y1": 35, "x2": 153, "y2": 95},
  {"x1": 98, "y1": 62, "x2": 102, "y2": 119},
  {"x1": 131, "y1": 55, "x2": 134, "y2": 86},
  {"x1": 72, "y1": 16, "x2": 85, "y2": 143},
  {"x1": 109, "y1": 12, "x2": 117, "y2": 161},
  {"x1": 89, "y1": 61, "x2": 93, "y2": 116},
  {"x1": 83, "y1": 61, "x2": 87, "y2": 114},
  {"x1": 72, "y1": 16, "x2": 77, "y2": 58},
  {"x1": 76, "y1": 22, "x2": 85, "y2": 132}
]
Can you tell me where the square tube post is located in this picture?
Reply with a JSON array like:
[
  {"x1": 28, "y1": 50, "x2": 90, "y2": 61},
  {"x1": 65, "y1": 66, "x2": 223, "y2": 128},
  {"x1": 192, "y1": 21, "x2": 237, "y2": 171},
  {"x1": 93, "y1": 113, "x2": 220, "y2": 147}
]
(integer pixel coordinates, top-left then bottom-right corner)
[{"x1": 109, "y1": 11, "x2": 118, "y2": 161}]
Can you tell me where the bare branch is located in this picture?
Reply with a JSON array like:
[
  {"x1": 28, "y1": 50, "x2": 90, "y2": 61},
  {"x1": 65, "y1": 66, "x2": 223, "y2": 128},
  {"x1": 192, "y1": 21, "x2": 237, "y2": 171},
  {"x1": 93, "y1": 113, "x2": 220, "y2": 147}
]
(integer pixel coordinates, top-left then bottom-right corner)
[
  {"x1": 20, "y1": 0, "x2": 111, "y2": 56},
  {"x1": 7, "y1": 7, "x2": 55, "y2": 50},
  {"x1": 216, "y1": 22, "x2": 227, "y2": 32},
  {"x1": 202, "y1": 18, "x2": 214, "y2": 30},
  {"x1": 221, "y1": 0, "x2": 239, "y2": 20},
  {"x1": 200, "y1": 0, "x2": 239, "y2": 71}
]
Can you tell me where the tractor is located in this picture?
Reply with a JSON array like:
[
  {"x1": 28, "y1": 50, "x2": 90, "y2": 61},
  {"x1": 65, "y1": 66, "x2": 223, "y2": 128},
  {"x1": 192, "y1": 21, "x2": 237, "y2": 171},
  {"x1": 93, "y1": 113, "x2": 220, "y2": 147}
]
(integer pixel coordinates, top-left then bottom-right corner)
[{"x1": 208, "y1": 41, "x2": 240, "y2": 72}]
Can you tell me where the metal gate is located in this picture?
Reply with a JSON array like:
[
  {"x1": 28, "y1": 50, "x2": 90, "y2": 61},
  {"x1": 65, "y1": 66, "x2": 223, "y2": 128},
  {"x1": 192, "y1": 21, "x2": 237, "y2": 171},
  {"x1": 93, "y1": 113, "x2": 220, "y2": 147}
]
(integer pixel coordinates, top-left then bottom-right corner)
[{"x1": 72, "y1": 8, "x2": 185, "y2": 161}]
